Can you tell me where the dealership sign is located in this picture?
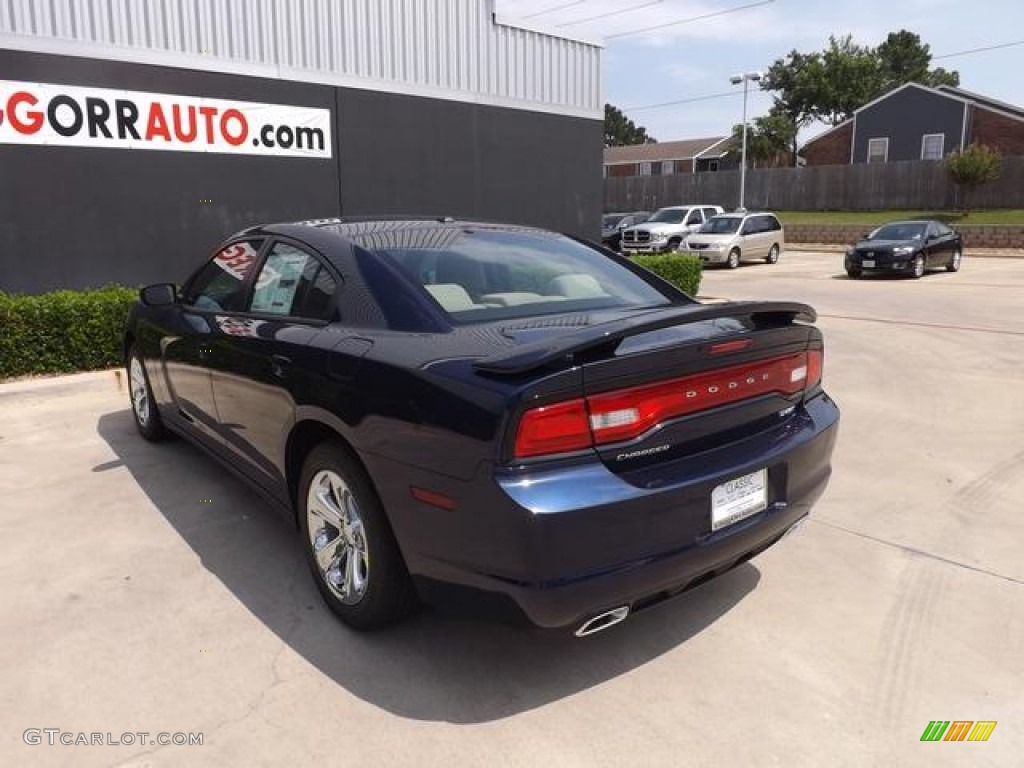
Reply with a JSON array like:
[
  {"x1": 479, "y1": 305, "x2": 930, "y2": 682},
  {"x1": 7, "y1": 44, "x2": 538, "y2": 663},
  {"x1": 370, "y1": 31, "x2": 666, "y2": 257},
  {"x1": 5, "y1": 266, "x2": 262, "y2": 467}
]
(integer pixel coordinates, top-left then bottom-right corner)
[{"x1": 0, "y1": 80, "x2": 331, "y2": 158}]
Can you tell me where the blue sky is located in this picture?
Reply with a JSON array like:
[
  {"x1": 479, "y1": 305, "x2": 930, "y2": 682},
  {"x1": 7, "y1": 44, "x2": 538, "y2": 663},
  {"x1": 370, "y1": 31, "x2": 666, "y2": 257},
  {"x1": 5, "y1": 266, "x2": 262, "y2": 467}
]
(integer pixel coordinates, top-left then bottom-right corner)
[{"x1": 497, "y1": 0, "x2": 1024, "y2": 145}]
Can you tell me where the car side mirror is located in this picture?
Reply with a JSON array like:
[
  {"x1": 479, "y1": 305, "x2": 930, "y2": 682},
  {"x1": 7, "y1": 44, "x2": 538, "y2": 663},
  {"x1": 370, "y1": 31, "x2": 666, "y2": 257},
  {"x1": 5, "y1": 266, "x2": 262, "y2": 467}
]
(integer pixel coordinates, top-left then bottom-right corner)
[{"x1": 140, "y1": 283, "x2": 177, "y2": 307}]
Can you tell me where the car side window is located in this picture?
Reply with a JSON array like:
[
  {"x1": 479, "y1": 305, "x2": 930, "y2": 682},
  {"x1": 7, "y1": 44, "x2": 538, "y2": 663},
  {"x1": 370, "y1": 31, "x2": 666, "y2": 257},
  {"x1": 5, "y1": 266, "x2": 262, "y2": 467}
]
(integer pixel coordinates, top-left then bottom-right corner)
[
  {"x1": 685, "y1": 209, "x2": 703, "y2": 225},
  {"x1": 740, "y1": 218, "x2": 756, "y2": 235},
  {"x1": 934, "y1": 222, "x2": 951, "y2": 237},
  {"x1": 767, "y1": 216, "x2": 782, "y2": 231},
  {"x1": 184, "y1": 240, "x2": 264, "y2": 311},
  {"x1": 703, "y1": 207, "x2": 719, "y2": 220},
  {"x1": 250, "y1": 242, "x2": 337, "y2": 321}
]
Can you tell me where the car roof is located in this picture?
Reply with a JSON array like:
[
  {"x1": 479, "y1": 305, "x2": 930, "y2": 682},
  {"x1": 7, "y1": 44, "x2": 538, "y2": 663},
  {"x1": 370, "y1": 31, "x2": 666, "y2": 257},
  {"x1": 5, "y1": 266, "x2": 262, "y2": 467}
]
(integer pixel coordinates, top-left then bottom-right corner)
[{"x1": 236, "y1": 216, "x2": 549, "y2": 243}]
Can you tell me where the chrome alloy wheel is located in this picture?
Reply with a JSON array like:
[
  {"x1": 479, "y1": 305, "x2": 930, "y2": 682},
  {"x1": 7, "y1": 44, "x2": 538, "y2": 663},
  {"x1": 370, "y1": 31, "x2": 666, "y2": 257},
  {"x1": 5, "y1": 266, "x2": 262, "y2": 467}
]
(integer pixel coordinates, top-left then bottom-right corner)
[
  {"x1": 912, "y1": 255, "x2": 925, "y2": 278},
  {"x1": 129, "y1": 357, "x2": 150, "y2": 426},
  {"x1": 306, "y1": 470, "x2": 369, "y2": 605}
]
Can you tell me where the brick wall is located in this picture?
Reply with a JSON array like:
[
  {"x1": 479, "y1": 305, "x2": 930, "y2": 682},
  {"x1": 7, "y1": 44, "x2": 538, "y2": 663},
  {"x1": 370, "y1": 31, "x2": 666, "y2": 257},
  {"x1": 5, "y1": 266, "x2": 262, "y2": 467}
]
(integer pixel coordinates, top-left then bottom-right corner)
[
  {"x1": 970, "y1": 107, "x2": 1024, "y2": 156},
  {"x1": 785, "y1": 223, "x2": 1024, "y2": 248},
  {"x1": 606, "y1": 164, "x2": 636, "y2": 178},
  {"x1": 804, "y1": 122, "x2": 854, "y2": 166}
]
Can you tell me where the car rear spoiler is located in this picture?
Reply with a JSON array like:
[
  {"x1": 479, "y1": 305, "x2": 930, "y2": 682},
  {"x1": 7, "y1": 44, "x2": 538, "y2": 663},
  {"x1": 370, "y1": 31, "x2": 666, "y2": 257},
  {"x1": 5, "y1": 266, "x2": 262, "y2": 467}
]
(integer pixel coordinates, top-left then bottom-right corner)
[{"x1": 473, "y1": 301, "x2": 817, "y2": 375}]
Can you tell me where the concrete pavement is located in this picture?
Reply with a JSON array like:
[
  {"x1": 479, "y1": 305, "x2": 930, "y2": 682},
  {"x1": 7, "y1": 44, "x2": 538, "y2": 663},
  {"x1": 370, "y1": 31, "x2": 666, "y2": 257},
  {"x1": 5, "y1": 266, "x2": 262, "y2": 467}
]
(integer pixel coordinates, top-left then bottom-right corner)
[{"x1": 1, "y1": 255, "x2": 1022, "y2": 767}]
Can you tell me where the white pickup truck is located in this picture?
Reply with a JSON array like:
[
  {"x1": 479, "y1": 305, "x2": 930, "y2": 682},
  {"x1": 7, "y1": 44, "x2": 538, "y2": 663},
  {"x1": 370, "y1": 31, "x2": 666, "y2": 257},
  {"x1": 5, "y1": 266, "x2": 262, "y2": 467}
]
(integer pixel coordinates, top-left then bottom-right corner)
[{"x1": 620, "y1": 204, "x2": 724, "y2": 254}]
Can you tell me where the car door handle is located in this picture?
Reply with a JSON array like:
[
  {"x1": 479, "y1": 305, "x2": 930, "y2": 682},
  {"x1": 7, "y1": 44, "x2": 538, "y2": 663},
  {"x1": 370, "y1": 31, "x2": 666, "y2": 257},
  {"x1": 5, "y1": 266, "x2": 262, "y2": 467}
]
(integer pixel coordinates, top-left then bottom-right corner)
[{"x1": 270, "y1": 354, "x2": 292, "y2": 378}]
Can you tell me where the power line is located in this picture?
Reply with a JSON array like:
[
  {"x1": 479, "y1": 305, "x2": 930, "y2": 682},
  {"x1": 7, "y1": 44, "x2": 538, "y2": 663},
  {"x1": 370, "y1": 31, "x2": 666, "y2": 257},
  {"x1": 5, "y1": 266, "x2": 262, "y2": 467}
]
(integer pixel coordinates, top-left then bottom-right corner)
[
  {"x1": 933, "y1": 39, "x2": 1024, "y2": 60},
  {"x1": 557, "y1": 0, "x2": 665, "y2": 28},
  {"x1": 624, "y1": 90, "x2": 744, "y2": 111},
  {"x1": 620, "y1": 35, "x2": 1024, "y2": 114},
  {"x1": 606, "y1": 0, "x2": 774, "y2": 40},
  {"x1": 522, "y1": 1, "x2": 586, "y2": 19}
]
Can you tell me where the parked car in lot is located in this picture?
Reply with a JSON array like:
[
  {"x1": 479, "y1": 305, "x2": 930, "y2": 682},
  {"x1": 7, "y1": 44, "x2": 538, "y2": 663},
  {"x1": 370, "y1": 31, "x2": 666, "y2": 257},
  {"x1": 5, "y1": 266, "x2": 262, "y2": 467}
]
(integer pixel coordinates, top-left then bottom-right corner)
[
  {"x1": 682, "y1": 211, "x2": 785, "y2": 269},
  {"x1": 621, "y1": 205, "x2": 723, "y2": 254},
  {"x1": 602, "y1": 211, "x2": 650, "y2": 251},
  {"x1": 844, "y1": 220, "x2": 963, "y2": 279},
  {"x1": 124, "y1": 217, "x2": 839, "y2": 635}
]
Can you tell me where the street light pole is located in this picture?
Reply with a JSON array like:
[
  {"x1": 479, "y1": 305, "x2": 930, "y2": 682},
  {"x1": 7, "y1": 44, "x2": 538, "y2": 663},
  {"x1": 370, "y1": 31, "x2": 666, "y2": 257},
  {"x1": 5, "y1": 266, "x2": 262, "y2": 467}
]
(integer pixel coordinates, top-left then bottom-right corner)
[{"x1": 729, "y1": 71, "x2": 763, "y2": 211}]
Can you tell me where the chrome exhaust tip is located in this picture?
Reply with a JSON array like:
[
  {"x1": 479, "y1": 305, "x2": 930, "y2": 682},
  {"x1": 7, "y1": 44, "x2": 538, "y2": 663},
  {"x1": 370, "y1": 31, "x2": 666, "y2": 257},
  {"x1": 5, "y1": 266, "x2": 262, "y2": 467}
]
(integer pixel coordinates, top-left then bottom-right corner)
[{"x1": 574, "y1": 606, "x2": 630, "y2": 637}]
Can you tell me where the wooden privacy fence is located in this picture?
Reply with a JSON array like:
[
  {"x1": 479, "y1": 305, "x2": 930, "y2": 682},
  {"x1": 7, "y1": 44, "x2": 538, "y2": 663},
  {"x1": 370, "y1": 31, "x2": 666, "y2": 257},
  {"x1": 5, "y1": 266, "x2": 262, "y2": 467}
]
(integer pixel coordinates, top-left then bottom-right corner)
[{"x1": 604, "y1": 156, "x2": 1024, "y2": 212}]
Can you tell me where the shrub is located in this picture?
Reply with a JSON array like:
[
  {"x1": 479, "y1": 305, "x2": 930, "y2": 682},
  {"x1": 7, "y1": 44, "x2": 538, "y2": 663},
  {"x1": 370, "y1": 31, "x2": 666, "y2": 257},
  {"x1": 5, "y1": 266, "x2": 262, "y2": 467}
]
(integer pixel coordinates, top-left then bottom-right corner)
[
  {"x1": 0, "y1": 286, "x2": 138, "y2": 378},
  {"x1": 945, "y1": 143, "x2": 1002, "y2": 214},
  {"x1": 632, "y1": 253, "x2": 703, "y2": 296}
]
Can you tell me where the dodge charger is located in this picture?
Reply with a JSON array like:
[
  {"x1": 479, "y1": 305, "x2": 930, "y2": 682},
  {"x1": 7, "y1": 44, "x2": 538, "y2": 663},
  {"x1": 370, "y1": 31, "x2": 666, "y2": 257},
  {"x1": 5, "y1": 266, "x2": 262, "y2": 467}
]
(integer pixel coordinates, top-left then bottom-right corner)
[{"x1": 124, "y1": 218, "x2": 840, "y2": 635}]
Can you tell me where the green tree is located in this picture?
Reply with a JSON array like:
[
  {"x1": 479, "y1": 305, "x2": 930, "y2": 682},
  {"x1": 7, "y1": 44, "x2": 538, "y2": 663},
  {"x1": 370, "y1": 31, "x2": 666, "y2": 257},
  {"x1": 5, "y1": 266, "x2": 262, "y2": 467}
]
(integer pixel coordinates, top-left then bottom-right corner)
[
  {"x1": 726, "y1": 109, "x2": 798, "y2": 168},
  {"x1": 945, "y1": 144, "x2": 1001, "y2": 214},
  {"x1": 604, "y1": 103, "x2": 656, "y2": 147},
  {"x1": 762, "y1": 29, "x2": 960, "y2": 162},
  {"x1": 761, "y1": 50, "x2": 826, "y2": 161},
  {"x1": 876, "y1": 30, "x2": 959, "y2": 91},
  {"x1": 816, "y1": 35, "x2": 883, "y2": 125}
]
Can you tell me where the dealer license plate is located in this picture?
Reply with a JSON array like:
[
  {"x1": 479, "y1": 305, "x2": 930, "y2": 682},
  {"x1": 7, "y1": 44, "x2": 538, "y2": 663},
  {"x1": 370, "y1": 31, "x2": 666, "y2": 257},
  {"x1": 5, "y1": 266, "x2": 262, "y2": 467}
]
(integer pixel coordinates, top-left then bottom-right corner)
[
  {"x1": 862, "y1": 259, "x2": 876, "y2": 268},
  {"x1": 711, "y1": 469, "x2": 767, "y2": 531}
]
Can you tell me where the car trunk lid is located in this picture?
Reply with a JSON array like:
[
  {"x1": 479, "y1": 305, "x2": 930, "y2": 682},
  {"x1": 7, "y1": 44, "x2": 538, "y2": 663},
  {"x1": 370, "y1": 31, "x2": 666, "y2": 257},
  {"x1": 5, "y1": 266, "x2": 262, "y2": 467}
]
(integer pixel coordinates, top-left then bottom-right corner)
[{"x1": 480, "y1": 302, "x2": 824, "y2": 472}]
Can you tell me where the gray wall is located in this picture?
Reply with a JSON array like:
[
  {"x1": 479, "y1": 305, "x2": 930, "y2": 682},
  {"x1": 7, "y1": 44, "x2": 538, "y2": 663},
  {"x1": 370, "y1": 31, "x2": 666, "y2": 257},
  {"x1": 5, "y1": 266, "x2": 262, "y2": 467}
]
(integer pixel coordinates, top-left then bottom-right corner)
[
  {"x1": 853, "y1": 86, "x2": 967, "y2": 163},
  {"x1": 336, "y1": 88, "x2": 601, "y2": 236},
  {"x1": 604, "y1": 157, "x2": 1024, "y2": 212},
  {"x1": 0, "y1": 48, "x2": 601, "y2": 294}
]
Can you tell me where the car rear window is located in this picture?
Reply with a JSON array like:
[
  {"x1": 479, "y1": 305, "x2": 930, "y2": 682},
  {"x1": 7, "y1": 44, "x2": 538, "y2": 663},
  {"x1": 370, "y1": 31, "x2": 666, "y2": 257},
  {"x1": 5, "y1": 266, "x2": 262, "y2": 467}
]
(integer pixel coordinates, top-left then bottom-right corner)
[{"x1": 354, "y1": 228, "x2": 673, "y2": 323}]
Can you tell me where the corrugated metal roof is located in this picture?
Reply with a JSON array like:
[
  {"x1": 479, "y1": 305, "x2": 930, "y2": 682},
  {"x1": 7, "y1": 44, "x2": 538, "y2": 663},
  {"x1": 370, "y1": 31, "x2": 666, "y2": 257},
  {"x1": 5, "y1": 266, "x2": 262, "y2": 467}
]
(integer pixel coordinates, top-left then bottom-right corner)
[
  {"x1": 603, "y1": 137, "x2": 729, "y2": 165},
  {"x1": 0, "y1": 0, "x2": 602, "y2": 118}
]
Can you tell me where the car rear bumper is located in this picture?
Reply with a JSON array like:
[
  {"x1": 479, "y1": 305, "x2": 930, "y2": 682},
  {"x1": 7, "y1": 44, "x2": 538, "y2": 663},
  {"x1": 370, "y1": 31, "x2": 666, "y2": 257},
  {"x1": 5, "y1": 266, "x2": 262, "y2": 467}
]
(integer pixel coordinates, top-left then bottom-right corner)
[{"x1": 388, "y1": 393, "x2": 840, "y2": 632}]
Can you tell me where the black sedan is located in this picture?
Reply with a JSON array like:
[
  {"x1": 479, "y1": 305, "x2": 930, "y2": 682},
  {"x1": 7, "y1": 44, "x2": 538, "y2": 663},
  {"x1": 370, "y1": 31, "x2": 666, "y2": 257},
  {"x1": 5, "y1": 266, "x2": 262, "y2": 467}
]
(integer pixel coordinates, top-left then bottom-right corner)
[
  {"x1": 845, "y1": 220, "x2": 963, "y2": 279},
  {"x1": 602, "y1": 211, "x2": 650, "y2": 252},
  {"x1": 125, "y1": 218, "x2": 839, "y2": 635}
]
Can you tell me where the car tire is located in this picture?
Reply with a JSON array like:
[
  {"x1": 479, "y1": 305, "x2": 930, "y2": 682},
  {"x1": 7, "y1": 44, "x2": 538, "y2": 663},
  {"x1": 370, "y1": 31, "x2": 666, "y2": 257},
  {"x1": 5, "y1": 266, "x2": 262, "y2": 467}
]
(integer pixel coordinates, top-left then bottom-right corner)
[
  {"x1": 846, "y1": 269, "x2": 862, "y2": 279},
  {"x1": 668, "y1": 238, "x2": 682, "y2": 252},
  {"x1": 298, "y1": 441, "x2": 415, "y2": 630},
  {"x1": 727, "y1": 249, "x2": 741, "y2": 269},
  {"x1": 766, "y1": 244, "x2": 780, "y2": 264},
  {"x1": 947, "y1": 248, "x2": 962, "y2": 272},
  {"x1": 911, "y1": 254, "x2": 925, "y2": 279},
  {"x1": 127, "y1": 346, "x2": 169, "y2": 442}
]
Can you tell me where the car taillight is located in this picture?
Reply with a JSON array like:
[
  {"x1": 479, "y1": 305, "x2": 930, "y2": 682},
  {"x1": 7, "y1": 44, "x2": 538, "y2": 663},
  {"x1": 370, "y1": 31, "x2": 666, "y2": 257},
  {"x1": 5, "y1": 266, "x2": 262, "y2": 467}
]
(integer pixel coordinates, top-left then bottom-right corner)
[
  {"x1": 513, "y1": 352, "x2": 821, "y2": 460},
  {"x1": 513, "y1": 399, "x2": 592, "y2": 459},
  {"x1": 806, "y1": 349, "x2": 823, "y2": 390}
]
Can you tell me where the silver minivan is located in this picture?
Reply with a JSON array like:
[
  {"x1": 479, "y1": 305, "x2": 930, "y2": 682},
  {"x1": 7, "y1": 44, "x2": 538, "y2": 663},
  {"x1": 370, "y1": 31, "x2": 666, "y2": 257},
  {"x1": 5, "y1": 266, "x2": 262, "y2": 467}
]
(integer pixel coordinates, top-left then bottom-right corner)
[{"x1": 681, "y1": 212, "x2": 784, "y2": 269}]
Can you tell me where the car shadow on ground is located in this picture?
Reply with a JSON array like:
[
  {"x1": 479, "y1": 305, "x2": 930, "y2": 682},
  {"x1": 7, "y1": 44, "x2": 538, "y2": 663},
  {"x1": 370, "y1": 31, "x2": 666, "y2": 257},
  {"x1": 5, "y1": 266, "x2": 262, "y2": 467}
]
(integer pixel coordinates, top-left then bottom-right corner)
[{"x1": 97, "y1": 408, "x2": 760, "y2": 724}]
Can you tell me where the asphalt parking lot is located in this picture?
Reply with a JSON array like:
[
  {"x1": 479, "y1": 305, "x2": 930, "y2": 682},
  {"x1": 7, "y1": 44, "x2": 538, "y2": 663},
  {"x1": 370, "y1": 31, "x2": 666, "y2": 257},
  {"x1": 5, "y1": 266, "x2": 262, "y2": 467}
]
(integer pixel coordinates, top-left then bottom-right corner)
[{"x1": 2, "y1": 253, "x2": 1022, "y2": 767}]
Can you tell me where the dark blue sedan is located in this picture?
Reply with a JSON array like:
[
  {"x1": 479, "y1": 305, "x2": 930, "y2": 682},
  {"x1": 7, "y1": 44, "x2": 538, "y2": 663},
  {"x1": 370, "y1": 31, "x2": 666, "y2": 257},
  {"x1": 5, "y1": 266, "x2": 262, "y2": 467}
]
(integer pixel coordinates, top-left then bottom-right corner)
[{"x1": 124, "y1": 218, "x2": 839, "y2": 635}]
